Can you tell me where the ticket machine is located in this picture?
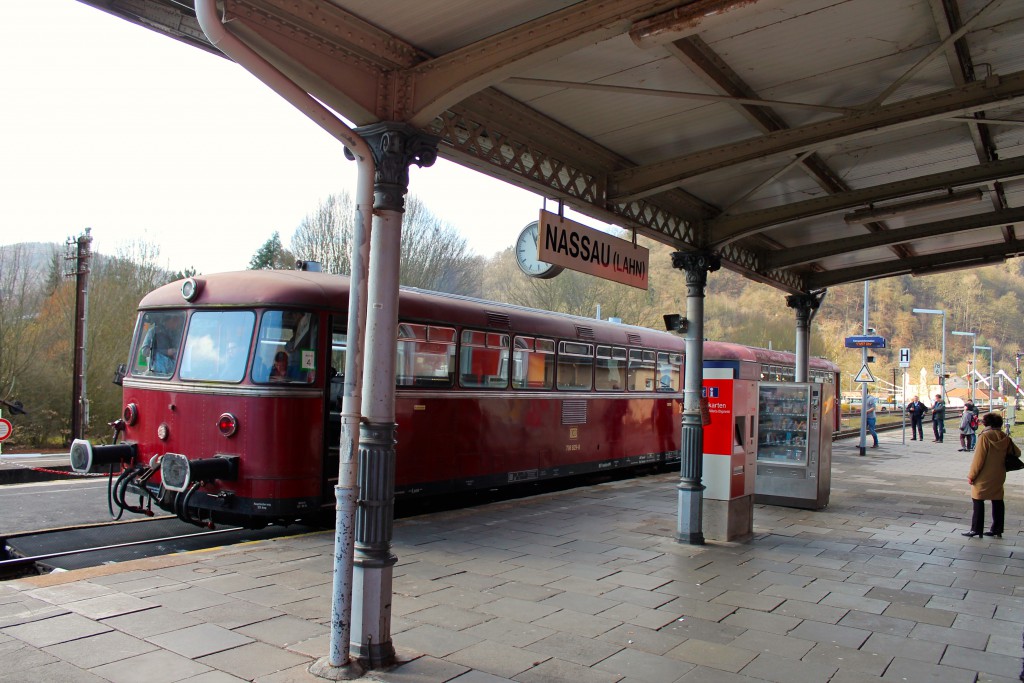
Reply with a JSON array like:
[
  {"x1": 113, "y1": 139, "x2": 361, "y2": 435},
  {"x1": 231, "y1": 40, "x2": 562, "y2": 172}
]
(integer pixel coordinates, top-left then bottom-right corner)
[{"x1": 702, "y1": 367, "x2": 758, "y2": 541}]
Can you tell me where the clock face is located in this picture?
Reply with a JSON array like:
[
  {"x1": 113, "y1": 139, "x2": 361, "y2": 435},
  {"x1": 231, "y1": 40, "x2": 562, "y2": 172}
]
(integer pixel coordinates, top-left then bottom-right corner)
[{"x1": 515, "y1": 222, "x2": 563, "y2": 279}]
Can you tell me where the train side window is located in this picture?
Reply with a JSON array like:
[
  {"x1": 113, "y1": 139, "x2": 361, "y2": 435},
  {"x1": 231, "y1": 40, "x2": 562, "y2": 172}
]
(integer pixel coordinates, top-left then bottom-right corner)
[
  {"x1": 512, "y1": 336, "x2": 555, "y2": 389},
  {"x1": 557, "y1": 341, "x2": 593, "y2": 391},
  {"x1": 253, "y1": 310, "x2": 318, "y2": 384},
  {"x1": 656, "y1": 352, "x2": 682, "y2": 392},
  {"x1": 595, "y1": 345, "x2": 627, "y2": 391},
  {"x1": 628, "y1": 349, "x2": 657, "y2": 391},
  {"x1": 132, "y1": 310, "x2": 187, "y2": 378},
  {"x1": 396, "y1": 323, "x2": 456, "y2": 388},
  {"x1": 179, "y1": 310, "x2": 256, "y2": 382},
  {"x1": 460, "y1": 330, "x2": 510, "y2": 389},
  {"x1": 329, "y1": 320, "x2": 347, "y2": 410}
]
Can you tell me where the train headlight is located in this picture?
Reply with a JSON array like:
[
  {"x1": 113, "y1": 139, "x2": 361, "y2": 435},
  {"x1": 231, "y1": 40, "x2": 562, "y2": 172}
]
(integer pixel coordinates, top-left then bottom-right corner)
[
  {"x1": 181, "y1": 277, "x2": 202, "y2": 302},
  {"x1": 157, "y1": 423, "x2": 169, "y2": 441},
  {"x1": 161, "y1": 452, "x2": 191, "y2": 492},
  {"x1": 123, "y1": 403, "x2": 139, "y2": 426},
  {"x1": 217, "y1": 413, "x2": 238, "y2": 437}
]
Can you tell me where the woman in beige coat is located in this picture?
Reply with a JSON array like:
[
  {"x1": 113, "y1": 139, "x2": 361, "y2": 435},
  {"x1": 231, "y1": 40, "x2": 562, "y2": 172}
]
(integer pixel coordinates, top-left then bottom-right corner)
[{"x1": 964, "y1": 412, "x2": 1017, "y2": 538}]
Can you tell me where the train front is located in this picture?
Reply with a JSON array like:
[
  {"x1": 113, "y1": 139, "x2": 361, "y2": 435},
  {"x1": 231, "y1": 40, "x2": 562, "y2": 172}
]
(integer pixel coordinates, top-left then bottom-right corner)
[{"x1": 70, "y1": 273, "x2": 329, "y2": 528}]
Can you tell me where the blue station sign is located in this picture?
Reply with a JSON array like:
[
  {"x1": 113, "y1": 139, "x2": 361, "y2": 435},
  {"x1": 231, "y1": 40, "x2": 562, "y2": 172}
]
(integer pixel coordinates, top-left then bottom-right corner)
[{"x1": 844, "y1": 335, "x2": 886, "y2": 349}]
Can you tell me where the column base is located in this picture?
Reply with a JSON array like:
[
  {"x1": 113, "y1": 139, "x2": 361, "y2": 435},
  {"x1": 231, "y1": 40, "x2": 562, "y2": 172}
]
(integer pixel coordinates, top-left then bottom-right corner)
[
  {"x1": 702, "y1": 495, "x2": 754, "y2": 542},
  {"x1": 309, "y1": 657, "x2": 366, "y2": 681},
  {"x1": 676, "y1": 485, "x2": 705, "y2": 545}
]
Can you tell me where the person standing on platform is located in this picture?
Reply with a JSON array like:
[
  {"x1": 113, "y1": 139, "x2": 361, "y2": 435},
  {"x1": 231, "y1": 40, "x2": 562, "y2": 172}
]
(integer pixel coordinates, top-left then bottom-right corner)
[
  {"x1": 958, "y1": 405, "x2": 974, "y2": 451},
  {"x1": 864, "y1": 394, "x2": 879, "y2": 448},
  {"x1": 963, "y1": 412, "x2": 1015, "y2": 538},
  {"x1": 931, "y1": 393, "x2": 945, "y2": 443},
  {"x1": 966, "y1": 400, "x2": 980, "y2": 449},
  {"x1": 907, "y1": 395, "x2": 927, "y2": 441}
]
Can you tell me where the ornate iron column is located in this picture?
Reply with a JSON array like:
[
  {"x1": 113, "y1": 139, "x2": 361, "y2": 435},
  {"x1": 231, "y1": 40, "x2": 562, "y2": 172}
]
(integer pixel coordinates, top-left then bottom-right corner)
[
  {"x1": 786, "y1": 290, "x2": 826, "y2": 383},
  {"x1": 350, "y1": 122, "x2": 437, "y2": 668},
  {"x1": 671, "y1": 250, "x2": 720, "y2": 545}
]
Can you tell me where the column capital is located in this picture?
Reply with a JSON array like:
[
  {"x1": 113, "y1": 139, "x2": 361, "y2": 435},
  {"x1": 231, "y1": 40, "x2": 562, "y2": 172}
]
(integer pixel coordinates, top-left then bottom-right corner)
[
  {"x1": 352, "y1": 122, "x2": 439, "y2": 212},
  {"x1": 671, "y1": 250, "x2": 721, "y2": 291},
  {"x1": 786, "y1": 289, "x2": 827, "y2": 313}
]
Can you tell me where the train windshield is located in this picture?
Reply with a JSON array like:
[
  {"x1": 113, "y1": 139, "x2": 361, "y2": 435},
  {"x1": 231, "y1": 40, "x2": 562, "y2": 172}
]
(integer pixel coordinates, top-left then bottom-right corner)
[
  {"x1": 179, "y1": 311, "x2": 256, "y2": 382},
  {"x1": 132, "y1": 310, "x2": 186, "y2": 378},
  {"x1": 253, "y1": 310, "x2": 318, "y2": 384}
]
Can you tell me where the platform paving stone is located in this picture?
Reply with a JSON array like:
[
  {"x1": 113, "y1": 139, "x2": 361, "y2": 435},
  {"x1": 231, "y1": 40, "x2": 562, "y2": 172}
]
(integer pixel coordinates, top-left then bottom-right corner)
[
  {"x1": 446, "y1": 639, "x2": 549, "y2": 679},
  {"x1": 1, "y1": 612, "x2": 111, "y2": 647},
  {"x1": 392, "y1": 623, "x2": 482, "y2": 658},
  {"x1": 881, "y1": 656, "x2": 978, "y2": 683},
  {"x1": 0, "y1": 659, "x2": 109, "y2": 683},
  {"x1": 101, "y1": 604, "x2": 202, "y2": 637},
  {"x1": 90, "y1": 648, "x2": 214, "y2": 683},
  {"x1": 41, "y1": 629, "x2": 157, "y2": 668},
  {"x1": 195, "y1": 640, "x2": 310, "y2": 679},
  {"x1": 665, "y1": 638, "x2": 758, "y2": 673},
  {"x1": 513, "y1": 656, "x2": 623, "y2": 683},
  {"x1": 738, "y1": 651, "x2": 839, "y2": 682}
]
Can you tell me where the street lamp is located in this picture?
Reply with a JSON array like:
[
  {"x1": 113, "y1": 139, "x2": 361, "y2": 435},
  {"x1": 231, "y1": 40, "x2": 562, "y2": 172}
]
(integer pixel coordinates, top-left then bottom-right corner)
[
  {"x1": 952, "y1": 330, "x2": 977, "y2": 404},
  {"x1": 912, "y1": 308, "x2": 946, "y2": 403},
  {"x1": 974, "y1": 345, "x2": 993, "y2": 407}
]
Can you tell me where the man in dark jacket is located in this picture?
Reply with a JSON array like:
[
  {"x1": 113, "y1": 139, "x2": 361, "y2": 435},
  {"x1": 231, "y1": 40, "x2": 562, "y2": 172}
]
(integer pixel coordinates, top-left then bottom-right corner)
[
  {"x1": 931, "y1": 393, "x2": 945, "y2": 442},
  {"x1": 907, "y1": 395, "x2": 927, "y2": 441}
]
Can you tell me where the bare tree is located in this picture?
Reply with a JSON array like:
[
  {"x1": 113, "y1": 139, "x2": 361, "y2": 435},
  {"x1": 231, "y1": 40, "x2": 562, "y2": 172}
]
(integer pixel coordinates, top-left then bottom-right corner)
[
  {"x1": 290, "y1": 193, "x2": 483, "y2": 295},
  {"x1": 0, "y1": 244, "x2": 47, "y2": 408},
  {"x1": 291, "y1": 192, "x2": 353, "y2": 274}
]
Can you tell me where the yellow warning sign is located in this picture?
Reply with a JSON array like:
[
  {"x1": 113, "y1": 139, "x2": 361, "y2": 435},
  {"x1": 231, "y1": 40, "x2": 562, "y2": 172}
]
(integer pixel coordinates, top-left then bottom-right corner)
[{"x1": 854, "y1": 365, "x2": 875, "y2": 383}]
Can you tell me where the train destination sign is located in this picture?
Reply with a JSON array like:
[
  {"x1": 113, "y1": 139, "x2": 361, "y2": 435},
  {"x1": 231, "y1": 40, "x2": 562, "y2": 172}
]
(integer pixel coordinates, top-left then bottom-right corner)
[
  {"x1": 537, "y1": 210, "x2": 649, "y2": 290},
  {"x1": 844, "y1": 335, "x2": 886, "y2": 348}
]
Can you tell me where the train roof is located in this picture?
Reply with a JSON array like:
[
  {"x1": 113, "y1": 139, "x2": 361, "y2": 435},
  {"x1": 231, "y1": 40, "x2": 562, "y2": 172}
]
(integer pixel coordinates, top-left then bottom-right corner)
[
  {"x1": 139, "y1": 270, "x2": 683, "y2": 350},
  {"x1": 703, "y1": 340, "x2": 839, "y2": 372}
]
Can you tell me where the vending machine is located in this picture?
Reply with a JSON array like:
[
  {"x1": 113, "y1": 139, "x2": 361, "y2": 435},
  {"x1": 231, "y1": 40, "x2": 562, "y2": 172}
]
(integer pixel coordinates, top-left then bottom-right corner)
[{"x1": 754, "y1": 382, "x2": 835, "y2": 509}]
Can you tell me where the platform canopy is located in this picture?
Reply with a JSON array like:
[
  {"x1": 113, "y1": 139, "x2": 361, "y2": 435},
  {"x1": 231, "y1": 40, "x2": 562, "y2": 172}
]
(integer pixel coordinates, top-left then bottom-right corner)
[{"x1": 79, "y1": 0, "x2": 1024, "y2": 293}]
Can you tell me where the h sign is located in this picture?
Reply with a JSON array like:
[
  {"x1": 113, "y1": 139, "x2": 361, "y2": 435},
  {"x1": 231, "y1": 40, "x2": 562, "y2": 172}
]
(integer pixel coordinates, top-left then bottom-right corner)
[{"x1": 899, "y1": 347, "x2": 911, "y2": 368}]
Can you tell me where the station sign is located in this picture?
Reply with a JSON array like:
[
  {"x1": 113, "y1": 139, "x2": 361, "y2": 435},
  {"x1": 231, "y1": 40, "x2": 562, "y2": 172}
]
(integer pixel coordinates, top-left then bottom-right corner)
[
  {"x1": 899, "y1": 347, "x2": 911, "y2": 368},
  {"x1": 844, "y1": 335, "x2": 886, "y2": 348},
  {"x1": 0, "y1": 418, "x2": 12, "y2": 441},
  {"x1": 537, "y1": 210, "x2": 649, "y2": 290}
]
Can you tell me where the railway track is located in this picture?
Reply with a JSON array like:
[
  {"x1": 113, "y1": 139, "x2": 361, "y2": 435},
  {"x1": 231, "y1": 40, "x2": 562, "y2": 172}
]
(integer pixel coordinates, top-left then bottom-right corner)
[{"x1": 0, "y1": 516, "x2": 313, "y2": 578}]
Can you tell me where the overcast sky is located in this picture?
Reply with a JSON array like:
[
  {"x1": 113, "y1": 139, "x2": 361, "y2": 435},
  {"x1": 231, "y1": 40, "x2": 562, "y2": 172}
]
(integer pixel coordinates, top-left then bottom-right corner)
[{"x1": 0, "y1": 0, "x2": 562, "y2": 275}]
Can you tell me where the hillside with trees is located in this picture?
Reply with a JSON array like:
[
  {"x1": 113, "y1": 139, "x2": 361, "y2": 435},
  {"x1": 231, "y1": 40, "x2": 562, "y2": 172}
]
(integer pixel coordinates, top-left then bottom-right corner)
[{"x1": 4, "y1": 202, "x2": 1023, "y2": 448}]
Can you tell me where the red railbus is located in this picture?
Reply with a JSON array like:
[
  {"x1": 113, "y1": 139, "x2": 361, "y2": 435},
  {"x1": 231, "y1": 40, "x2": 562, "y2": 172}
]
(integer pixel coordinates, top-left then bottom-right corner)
[{"x1": 72, "y1": 269, "x2": 685, "y2": 527}]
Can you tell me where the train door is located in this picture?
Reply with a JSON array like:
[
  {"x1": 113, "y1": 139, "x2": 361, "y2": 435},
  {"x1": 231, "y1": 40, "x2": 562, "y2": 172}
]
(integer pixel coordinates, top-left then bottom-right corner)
[{"x1": 322, "y1": 316, "x2": 346, "y2": 504}]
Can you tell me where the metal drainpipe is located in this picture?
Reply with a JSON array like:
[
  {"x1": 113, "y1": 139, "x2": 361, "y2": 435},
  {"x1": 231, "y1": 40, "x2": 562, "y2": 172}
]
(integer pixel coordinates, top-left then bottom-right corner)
[{"x1": 194, "y1": 1, "x2": 374, "y2": 675}]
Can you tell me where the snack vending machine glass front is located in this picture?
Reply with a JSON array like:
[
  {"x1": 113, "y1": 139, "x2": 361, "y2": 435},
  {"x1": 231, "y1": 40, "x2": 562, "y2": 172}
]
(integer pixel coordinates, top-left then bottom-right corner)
[{"x1": 755, "y1": 382, "x2": 833, "y2": 509}]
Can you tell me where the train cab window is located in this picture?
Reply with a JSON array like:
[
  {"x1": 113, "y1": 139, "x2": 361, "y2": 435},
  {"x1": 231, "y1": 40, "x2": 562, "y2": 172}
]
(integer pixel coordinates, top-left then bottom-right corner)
[
  {"x1": 253, "y1": 310, "x2": 318, "y2": 384},
  {"x1": 460, "y1": 330, "x2": 510, "y2": 389},
  {"x1": 512, "y1": 336, "x2": 555, "y2": 389},
  {"x1": 179, "y1": 311, "x2": 256, "y2": 382},
  {"x1": 657, "y1": 352, "x2": 682, "y2": 392},
  {"x1": 628, "y1": 349, "x2": 657, "y2": 391},
  {"x1": 132, "y1": 310, "x2": 187, "y2": 378},
  {"x1": 396, "y1": 324, "x2": 456, "y2": 387},
  {"x1": 556, "y1": 341, "x2": 594, "y2": 391},
  {"x1": 595, "y1": 345, "x2": 627, "y2": 391}
]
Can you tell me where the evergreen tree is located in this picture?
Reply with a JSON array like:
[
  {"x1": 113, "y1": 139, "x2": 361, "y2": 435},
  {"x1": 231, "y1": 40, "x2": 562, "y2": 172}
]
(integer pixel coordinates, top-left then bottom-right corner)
[{"x1": 248, "y1": 232, "x2": 295, "y2": 270}]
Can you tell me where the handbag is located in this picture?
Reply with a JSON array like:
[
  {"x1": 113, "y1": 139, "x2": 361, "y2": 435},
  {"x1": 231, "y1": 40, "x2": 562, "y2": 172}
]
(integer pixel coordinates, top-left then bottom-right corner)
[{"x1": 1006, "y1": 441, "x2": 1024, "y2": 472}]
